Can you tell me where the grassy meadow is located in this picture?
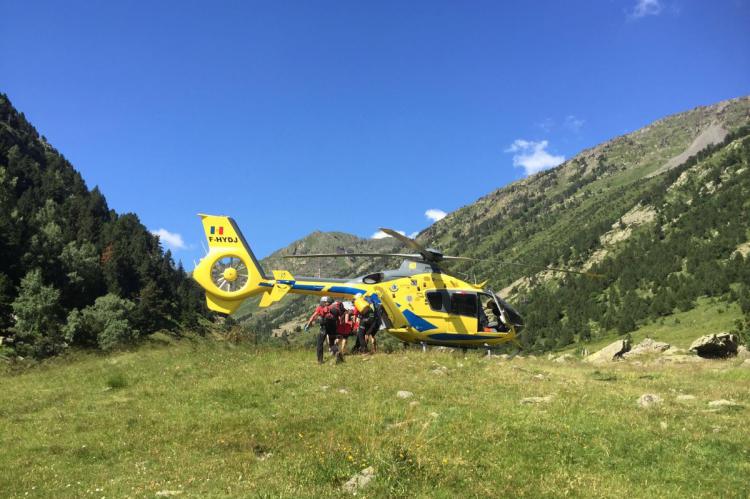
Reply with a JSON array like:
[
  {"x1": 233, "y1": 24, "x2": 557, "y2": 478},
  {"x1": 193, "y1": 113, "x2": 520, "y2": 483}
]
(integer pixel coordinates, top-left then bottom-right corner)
[{"x1": 1, "y1": 337, "x2": 749, "y2": 498}]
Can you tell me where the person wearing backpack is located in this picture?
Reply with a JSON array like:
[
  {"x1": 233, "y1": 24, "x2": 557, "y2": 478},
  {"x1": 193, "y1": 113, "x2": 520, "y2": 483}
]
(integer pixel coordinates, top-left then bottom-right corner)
[
  {"x1": 353, "y1": 294, "x2": 379, "y2": 354},
  {"x1": 328, "y1": 300, "x2": 346, "y2": 363},
  {"x1": 304, "y1": 296, "x2": 337, "y2": 364}
]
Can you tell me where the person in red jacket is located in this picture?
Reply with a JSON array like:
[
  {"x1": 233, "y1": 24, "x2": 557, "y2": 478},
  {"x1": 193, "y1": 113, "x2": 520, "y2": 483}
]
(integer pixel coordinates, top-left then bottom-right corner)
[
  {"x1": 329, "y1": 300, "x2": 349, "y2": 362},
  {"x1": 304, "y1": 296, "x2": 338, "y2": 364}
]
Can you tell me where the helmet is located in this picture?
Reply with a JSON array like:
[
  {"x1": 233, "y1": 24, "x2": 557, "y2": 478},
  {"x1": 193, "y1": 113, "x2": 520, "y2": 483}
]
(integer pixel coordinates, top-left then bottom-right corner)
[{"x1": 320, "y1": 296, "x2": 331, "y2": 304}]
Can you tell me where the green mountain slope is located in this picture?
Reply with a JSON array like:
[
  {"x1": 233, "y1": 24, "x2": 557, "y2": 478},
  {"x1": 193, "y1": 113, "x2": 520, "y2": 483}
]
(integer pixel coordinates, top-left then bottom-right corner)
[
  {"x1": 239, "y1": 96, "x2": 750, "y2": 350},
  {"x1": 0, "y1": 94, "x2": 208, "y2": 358}
]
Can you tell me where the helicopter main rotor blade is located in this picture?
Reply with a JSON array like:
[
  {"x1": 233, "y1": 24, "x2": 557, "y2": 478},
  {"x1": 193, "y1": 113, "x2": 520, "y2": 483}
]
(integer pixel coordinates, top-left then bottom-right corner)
[
  {"x1": 378, "y1": 228, "x2": 434, "y2": 260},
  {"x1": 443, "y1": 255, "x2": 604, "y2": 278},
  {"x1": 283, "y1": 253, "x2": 422, "y2": 259},
  {"x1": 378, "y1": 228, "x2": 426, "y2": 252}
]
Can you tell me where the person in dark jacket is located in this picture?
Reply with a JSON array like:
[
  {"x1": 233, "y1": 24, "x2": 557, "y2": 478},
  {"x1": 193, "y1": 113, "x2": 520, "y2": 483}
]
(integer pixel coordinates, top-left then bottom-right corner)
[{"x1": 304, "y1": 296, "x2": 337, "y2": 364}]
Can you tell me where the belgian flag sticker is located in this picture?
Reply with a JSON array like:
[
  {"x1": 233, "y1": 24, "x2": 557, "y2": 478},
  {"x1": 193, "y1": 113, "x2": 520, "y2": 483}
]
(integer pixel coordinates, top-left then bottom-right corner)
[{"x1": 210, "y1": 226, "x2": 224, "y2": 235}]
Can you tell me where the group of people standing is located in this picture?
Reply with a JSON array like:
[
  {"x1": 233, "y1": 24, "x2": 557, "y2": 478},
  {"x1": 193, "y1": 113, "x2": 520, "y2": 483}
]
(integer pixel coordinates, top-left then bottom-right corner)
[{"x1": 304, "y1": 295, "x2": 380, "y2": 364}]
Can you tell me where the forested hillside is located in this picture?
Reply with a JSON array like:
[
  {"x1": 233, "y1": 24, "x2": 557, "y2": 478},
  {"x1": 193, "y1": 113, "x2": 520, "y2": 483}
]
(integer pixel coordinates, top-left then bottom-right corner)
[
  {"x1": 239, "y1": 97, "x2": 750, "y2": 351},
  {"x1": 0, "y1": 94, "x2": 208, "y2": 358}
]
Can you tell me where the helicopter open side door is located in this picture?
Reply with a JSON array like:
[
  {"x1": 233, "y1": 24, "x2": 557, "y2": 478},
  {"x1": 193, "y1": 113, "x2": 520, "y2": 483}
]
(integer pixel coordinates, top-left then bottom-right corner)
[{"x1": 487, "y1": 288, "x2": 524, "y2": 332}]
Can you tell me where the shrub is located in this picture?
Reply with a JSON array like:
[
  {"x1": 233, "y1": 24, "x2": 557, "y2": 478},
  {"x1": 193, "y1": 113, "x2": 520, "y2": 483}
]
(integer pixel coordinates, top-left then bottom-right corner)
[{"x1": 64, "y1": 293, "x2": 139, "y2": 351}]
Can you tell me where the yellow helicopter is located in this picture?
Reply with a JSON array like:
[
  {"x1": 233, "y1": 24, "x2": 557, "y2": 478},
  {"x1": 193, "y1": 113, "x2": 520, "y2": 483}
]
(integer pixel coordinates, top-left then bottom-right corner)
[{"x1": 192, "y1": 214, "x2": 593, "y2": 349}]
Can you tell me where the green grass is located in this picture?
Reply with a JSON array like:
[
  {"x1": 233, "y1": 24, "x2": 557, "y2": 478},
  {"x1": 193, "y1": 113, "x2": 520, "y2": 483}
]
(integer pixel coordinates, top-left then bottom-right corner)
[{"x1": 2, "y1": 340, "x2": 749, "y2": 498}]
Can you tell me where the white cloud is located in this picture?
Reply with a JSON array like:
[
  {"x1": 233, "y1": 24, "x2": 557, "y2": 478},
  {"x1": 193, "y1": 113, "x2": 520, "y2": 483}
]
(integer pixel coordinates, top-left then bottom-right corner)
[
  {"x1": 425, "y1": 209, "x2": 447, "y2": 223},
  {"x1": 630, "y1": 0, "x2": 662, "y2": 19},
  {"x1": 408, "y1": 231, "x2": 419, "y2": 239},
  {"x1": 505, "y1": 139, "x2": 565, "y2": 176},
  {"x1": 564, "y1": 115, "x2": 585, "y2": 133},
  {"x1": 151, "y1": 228, "x2": 186, "y2": 250}
]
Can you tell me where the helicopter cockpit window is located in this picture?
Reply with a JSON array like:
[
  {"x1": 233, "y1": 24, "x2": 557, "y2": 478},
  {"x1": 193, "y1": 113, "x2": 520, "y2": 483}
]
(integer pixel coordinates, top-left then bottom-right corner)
[{"x1": 426, "y1": 291, "x2": 446, "y2": 312}]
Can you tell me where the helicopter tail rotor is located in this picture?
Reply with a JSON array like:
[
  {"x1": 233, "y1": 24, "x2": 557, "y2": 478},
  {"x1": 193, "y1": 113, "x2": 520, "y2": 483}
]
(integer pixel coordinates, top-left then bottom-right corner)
[{"x1": 192, "y1": 214, "x2": 271, "y2": 313}]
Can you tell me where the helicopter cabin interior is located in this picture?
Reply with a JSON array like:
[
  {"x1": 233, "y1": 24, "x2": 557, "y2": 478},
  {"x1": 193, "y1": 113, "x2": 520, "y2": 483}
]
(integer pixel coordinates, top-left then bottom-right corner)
[{"x1": 410, "y1": 289, "x2": 521, "y2": 334}]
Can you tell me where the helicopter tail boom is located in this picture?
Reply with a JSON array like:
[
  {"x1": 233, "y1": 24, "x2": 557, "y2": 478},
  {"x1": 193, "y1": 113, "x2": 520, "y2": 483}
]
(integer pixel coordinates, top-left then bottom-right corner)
[{"x1": 192, "y1": 215, "x2": 370, "y2": 314}]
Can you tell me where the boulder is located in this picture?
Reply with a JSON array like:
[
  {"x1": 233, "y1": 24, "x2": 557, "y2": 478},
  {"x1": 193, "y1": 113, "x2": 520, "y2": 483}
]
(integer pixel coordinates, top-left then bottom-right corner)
[
  {"x1": 396, "y1": 390, "x2": 413, "y2": 399},
  {"x1": 689, "y1": 333, "x2": 738, "y2": 358},
  {"x1": 585, "y1": 339, "x2": 631, "y2": 364},
  {"x1": 622, "y1": 338, "x2": 670, "y2": 358}
]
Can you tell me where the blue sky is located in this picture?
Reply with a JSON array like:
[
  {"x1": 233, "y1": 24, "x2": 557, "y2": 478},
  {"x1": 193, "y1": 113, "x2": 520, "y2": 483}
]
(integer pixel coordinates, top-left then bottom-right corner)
[{"x1": 2, "y1": 1, "x2": 749, "y2": 266}]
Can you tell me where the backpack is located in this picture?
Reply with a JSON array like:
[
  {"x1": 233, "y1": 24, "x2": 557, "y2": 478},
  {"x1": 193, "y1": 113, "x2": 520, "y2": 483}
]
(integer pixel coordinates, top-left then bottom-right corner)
[{"x1": 328, "y1": 302, "x2": 343, "y2": 320}]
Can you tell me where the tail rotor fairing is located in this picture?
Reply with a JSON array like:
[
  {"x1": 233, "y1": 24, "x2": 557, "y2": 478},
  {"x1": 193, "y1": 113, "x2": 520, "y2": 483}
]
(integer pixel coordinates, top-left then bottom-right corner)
[{"x1": 210, "y1": 255, "x2": 249, "y2": 293}]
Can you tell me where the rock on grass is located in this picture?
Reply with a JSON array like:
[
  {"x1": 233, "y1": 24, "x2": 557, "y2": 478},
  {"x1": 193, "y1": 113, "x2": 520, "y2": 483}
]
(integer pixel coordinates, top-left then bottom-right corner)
[
  {"x1": 396, "y1": 390, "x2": 413, "y2": 399},
  {"x1": 623, "y1": 338, "x2": 670, "y2": 359},
  {"x1": 689, "y1": 333, "x2": 738, "y2": 358},
  {"x1": 342, "y1": 466, "x2": 375, "y2": 494},
  {"x1": 586, "y1": 339, "x2": 630, "y2": 364}
]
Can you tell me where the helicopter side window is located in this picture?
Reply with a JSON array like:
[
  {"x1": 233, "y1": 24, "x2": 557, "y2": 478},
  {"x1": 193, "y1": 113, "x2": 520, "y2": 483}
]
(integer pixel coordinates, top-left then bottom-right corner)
[
  {"x1": 426, "y1": 290, "x2": 477, "y2": 317},
  {"x1": 450, "y1": 292, "x2": 477, "y2": 318}
]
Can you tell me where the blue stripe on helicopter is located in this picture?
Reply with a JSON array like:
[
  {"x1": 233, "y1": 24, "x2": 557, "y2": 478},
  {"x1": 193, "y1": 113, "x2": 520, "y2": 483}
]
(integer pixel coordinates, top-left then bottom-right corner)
[
  {"x1": 369, "y1": 294, "x2": 382, "y2": 305},
  {"x1": 427, "y1": 333, "x2": 501, "y2": 341},
  {"x1": 259, "y1": 282, "x2": 273, "y2": 287},
  {"x1": 277, "y1": 279, "x2": 295, "y2": 285},
  {"x1": 327, "y1": 286, "x2": 366, "y2": 295},
  {"x1": 292, "y1": 284, "x2": 325, "y2": 292},
  {"x1": 402, "y1": 310, "x2": 437, "y2": 332}
]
